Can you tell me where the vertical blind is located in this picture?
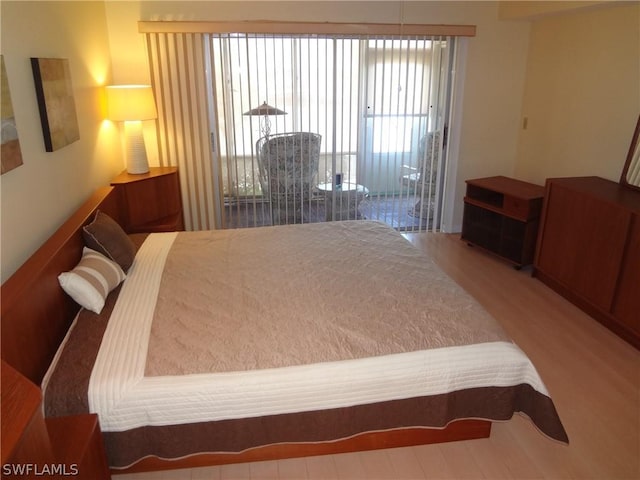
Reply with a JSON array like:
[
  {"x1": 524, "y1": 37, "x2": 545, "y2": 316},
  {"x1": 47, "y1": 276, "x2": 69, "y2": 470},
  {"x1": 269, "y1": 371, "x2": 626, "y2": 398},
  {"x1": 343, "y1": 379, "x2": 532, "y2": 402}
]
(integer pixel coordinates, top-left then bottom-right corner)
[
  {"x1": 141, "y1": 22, "x2": 472, "y2": 232},
  {"x1": 211, "y1": 34, "x2": 453, "y2": 231},
  {"x1": 145, "y1": 32, "x2": 223, "y2": 230}
]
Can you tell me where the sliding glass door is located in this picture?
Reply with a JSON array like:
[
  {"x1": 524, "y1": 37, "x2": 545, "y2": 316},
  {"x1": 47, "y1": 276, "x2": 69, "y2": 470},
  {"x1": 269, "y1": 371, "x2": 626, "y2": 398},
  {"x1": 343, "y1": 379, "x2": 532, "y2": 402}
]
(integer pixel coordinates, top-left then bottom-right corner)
[
  {"x1": 358, "y1": 37, "x2": 451, "y2": 229},
  {"x1": 208, "y1": 33, "x2": 454, "y2": 230}
]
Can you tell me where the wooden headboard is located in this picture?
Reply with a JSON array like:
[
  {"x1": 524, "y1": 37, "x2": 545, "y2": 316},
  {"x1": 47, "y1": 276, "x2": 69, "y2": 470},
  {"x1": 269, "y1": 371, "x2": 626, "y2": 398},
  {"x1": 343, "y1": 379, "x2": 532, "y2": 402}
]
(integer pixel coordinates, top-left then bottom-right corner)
[{"x1": 1, "y1": 187, "x2": 123, "y2": 385}]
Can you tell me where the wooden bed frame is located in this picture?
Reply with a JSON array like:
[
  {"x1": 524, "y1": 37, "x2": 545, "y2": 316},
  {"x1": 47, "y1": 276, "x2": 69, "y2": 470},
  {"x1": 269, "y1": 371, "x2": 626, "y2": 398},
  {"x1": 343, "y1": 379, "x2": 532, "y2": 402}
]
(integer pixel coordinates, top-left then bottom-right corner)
[
  {"x1": 0, "y1": 186, "x2": 491, "y2": 474},
  {"x1": 1, "y1": 187, "x2": 122, "y2": 385}
]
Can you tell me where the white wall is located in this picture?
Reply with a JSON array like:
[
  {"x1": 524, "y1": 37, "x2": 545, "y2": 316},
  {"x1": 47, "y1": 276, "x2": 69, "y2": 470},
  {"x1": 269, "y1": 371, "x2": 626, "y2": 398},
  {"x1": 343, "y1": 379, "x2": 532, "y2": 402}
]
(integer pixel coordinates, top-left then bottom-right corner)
[
  {"x1": 514, "y1": 2, "x2": 640, "y2": 185},
  {"x1": 0, "y1": 1, "x2": 123, "y2": 281},
  {"x1": 104, "y1": 1, "x2": 532, "y2": 232}
]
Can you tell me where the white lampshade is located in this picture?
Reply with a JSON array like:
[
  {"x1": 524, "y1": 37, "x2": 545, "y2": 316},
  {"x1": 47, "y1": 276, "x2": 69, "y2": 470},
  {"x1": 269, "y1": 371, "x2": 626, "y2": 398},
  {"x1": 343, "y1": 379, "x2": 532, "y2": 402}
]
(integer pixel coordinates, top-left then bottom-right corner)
[
  {"x1": 106, "y1": 85, "x2": 157, "y2": 174},
  {"x1": 105, "y1": 85, "x2": 157, "y2": 121}
]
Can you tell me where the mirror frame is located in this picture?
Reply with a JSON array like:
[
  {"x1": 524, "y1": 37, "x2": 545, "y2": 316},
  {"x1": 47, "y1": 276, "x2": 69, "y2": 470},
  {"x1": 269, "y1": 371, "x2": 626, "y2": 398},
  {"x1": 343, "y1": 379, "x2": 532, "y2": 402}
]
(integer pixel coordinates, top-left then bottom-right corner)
[{"x1": 620, "y1": 114, "x2": 640, "y2": 192}]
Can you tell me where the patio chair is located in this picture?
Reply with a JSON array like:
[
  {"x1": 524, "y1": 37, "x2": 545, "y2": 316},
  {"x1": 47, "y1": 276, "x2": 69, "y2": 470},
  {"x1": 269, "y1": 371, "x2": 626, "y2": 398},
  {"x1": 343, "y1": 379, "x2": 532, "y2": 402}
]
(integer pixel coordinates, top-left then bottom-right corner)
[
  {"x1": 257, "y1": 132, "x2": 322, "y2": 225},
  {"x1": 400, "y1": 131, "x2": 441, "y2": 219}
]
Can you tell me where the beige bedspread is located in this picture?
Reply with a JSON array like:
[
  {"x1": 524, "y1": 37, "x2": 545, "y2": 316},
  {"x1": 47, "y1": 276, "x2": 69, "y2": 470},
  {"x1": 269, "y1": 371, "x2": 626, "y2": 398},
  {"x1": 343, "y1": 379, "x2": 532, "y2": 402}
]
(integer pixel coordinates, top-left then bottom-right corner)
[{"x1": 146, "y1": 220, "x2": 508, "y2": 376}]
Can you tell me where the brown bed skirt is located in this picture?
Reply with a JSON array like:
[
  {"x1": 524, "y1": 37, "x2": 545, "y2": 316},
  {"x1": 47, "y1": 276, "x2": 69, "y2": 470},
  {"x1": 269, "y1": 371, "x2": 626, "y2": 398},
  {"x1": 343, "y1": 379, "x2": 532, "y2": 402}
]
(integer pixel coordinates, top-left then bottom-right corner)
[
  {"x1": 114, "y1": 421, "x2": 492, "y2": 474},
  {"x1": 106, "y1": 384, "x2": 567, "y2": 469}
]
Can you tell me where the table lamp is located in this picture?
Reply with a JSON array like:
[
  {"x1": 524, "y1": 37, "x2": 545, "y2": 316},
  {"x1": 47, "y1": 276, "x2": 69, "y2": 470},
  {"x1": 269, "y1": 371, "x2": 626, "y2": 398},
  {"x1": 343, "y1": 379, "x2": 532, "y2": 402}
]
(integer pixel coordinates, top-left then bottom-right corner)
[{"x1": 105, "y1": 85, "x2": 157, "y2": 174}]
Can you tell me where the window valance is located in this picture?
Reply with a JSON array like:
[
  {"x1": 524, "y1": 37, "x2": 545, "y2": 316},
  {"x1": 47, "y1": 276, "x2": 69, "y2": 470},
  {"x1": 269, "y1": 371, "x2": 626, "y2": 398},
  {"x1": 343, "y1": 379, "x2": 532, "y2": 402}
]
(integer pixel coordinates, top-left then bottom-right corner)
[{"x1": 138, "y1": 21, "x2": 476, "y2": 37}]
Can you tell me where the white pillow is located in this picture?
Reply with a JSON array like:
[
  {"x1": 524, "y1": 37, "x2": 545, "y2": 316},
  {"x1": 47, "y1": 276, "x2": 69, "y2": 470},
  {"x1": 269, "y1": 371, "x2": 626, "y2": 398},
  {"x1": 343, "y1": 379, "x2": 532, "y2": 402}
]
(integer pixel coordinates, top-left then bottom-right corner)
[{"x1": 58, "y1": 247, "x2": 126, "y2": 314}]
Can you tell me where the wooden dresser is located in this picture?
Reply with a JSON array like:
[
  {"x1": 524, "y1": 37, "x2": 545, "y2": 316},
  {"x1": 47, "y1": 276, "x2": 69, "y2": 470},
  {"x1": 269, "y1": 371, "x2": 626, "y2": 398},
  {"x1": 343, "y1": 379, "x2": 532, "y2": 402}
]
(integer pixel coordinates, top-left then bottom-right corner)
[
  {"x1": 110, "y1": 166, "x2": 184, "y2": 233},
  {"x1": 534, "y1": 176, "x2": 640, "y2": 348}
]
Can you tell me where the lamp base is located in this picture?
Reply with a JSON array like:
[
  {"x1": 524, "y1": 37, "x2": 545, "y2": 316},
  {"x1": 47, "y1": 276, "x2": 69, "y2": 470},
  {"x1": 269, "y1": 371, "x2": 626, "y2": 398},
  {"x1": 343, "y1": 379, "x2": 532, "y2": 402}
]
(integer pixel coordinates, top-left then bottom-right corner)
[{"x1": 124, "y1": 120, "x2": 150, "y2": 174}]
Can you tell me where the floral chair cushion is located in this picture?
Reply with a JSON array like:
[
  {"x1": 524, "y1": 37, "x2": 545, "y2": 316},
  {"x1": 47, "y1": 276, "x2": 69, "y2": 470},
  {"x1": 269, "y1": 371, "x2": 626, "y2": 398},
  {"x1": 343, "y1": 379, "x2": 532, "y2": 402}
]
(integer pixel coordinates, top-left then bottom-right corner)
[{"x1": 258, "y1": 132, "x2": 322, "y2": 223}]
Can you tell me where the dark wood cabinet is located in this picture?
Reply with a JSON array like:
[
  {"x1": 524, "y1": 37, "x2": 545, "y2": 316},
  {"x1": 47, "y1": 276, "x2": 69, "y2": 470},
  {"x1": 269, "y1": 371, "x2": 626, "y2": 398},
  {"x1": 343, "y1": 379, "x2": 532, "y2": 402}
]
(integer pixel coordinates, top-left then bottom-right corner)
[
  {"x1": 534, "y1": 176, "x2": 640, "y2": 348},
  {"x1": 461, "y1": 176, "x2": 544, "y2": 268},
  {"x1": 111, "y1": 167, "x2": 184, "y2": 233}
]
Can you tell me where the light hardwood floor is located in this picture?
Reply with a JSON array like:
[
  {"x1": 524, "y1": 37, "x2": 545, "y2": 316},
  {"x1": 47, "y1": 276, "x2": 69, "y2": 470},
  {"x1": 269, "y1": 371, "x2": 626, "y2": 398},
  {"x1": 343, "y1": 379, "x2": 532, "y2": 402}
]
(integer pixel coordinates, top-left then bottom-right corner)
[{"x1": 116, "y1": 232, "x2": 640, "y2": 480}]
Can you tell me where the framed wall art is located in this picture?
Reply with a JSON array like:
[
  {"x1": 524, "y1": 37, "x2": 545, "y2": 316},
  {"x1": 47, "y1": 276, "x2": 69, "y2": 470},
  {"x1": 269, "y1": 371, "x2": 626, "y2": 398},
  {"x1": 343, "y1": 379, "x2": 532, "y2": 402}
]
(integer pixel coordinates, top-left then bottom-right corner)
[
  {"x1": 1, "y1": 55, "x2": 24, "y2": 174},
  {"x1": 31, "y1": 57, "x2": 80, "y2": 152}
]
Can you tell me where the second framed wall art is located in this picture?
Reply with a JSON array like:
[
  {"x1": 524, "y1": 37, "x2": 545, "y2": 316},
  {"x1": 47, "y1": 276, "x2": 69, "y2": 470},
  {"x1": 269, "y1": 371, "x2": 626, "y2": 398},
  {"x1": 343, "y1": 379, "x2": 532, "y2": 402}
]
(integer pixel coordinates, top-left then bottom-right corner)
[{"x1": 31, "y1": 57, "x2": 80, "y2": 152}]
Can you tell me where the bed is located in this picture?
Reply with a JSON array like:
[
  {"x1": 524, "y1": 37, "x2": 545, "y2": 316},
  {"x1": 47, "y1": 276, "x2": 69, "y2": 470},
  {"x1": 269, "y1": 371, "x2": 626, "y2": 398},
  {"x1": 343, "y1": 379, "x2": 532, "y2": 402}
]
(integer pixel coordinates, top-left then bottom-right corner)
[{"x1": 1, "y1": 186, "x2": 567, "y2": 474}]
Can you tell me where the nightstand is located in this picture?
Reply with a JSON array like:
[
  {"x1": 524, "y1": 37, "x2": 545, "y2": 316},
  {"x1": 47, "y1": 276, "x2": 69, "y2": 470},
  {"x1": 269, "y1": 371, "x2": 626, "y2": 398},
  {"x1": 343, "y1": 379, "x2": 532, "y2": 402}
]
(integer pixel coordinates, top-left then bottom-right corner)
[
  {"x1": 111, "y1": 167, "x2": 184, "y2": 233},
  {"x1": 461, "y1": 176, "x2": 544, "y2": 268},
  {"x1": 47, "y1": 415, "x2": 110, "y2": 479},
  {"x1": 1, "y1": 361, "x2": 111, "y2": 479}
]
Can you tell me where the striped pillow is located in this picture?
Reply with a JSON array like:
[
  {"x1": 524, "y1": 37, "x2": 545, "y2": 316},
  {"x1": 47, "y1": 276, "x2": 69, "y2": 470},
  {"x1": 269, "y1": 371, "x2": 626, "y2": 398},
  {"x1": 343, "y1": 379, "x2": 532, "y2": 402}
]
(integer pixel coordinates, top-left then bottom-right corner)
[{"x1": 58, "y1": 247, "x2": 126, "y2": 314}]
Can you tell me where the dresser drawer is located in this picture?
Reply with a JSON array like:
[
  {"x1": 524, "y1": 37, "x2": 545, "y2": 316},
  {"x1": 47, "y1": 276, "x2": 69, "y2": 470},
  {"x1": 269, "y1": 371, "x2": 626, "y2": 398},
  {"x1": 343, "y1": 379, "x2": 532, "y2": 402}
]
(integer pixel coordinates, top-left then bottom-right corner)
[{"x1": 503, "y1": 195, "x2": 542, "y2": 220}]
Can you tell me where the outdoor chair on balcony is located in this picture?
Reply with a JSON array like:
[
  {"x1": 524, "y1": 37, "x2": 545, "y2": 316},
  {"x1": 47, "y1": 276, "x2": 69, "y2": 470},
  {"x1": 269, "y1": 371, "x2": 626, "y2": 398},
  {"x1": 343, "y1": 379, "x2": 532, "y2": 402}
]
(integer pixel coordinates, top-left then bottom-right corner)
[
  {"x1": 400, "y1": 131, "x2": 441, "y2": 220},
  {"x1": 257, "y1": 132, "x2": 322, "y2": 225}
]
